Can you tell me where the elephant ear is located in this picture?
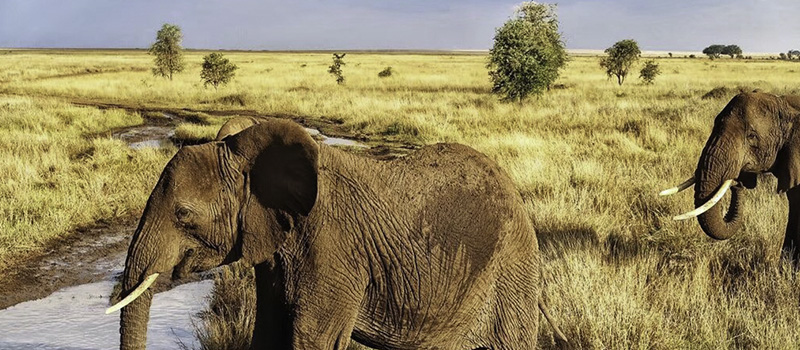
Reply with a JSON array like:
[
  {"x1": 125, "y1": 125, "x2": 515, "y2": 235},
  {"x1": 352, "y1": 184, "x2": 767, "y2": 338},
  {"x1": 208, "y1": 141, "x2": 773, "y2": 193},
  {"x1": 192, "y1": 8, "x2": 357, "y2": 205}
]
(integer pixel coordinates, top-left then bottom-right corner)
[
  {"x1": 226, "y1": 119, "x2": 319, "y2": 215},
  {"x1": 774, "y1": 101, "x2": 800, "y2": 193}
]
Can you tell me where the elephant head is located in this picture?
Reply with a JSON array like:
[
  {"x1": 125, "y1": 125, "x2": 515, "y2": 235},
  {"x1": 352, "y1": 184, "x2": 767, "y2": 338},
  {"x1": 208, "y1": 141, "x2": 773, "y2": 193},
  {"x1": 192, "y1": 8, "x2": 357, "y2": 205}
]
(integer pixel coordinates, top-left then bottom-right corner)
[
  {"x1": 109, "y1": 119, "x2": 319, "y2": 350},
  {"x1": 662, "y1": 91, "x2": 800, "y2": 240}
]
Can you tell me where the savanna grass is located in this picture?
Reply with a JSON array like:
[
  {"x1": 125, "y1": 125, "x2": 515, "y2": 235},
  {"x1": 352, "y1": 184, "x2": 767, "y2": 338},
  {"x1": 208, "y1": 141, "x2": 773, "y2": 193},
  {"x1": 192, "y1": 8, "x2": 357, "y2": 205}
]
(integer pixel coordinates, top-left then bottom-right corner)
[
  {"x1": 0, "y1": 95, "x2": 173, "y2": 270},
  {"x1": 3, "y1": 50, "x2": 800, "y2": 348}
]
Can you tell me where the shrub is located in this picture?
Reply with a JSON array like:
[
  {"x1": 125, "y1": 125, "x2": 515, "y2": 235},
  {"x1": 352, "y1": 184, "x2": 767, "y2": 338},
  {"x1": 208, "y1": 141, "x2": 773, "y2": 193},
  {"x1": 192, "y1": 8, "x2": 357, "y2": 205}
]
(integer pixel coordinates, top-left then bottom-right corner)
[
  {"x1": 639, "y1": 60, "x2": 661, "y2": 85},
  {"x1": 328, "y1": 53, "x2": 346, "y2": 85},
  {"x1": 487, "y1": 2, "x2": 567, "y2": 101},
  {"x1": 378, "y1": 66, "x2": 393, "y2": 78},
  {"x1": 201, "y1": 53, "x2": 238, "y2": 89},
  {"x1": 215, "y1": 93, "x2": 248, "y2": 106},
  {"x1": 701, "y1": 86, "x2": 731, "y2": 100}
]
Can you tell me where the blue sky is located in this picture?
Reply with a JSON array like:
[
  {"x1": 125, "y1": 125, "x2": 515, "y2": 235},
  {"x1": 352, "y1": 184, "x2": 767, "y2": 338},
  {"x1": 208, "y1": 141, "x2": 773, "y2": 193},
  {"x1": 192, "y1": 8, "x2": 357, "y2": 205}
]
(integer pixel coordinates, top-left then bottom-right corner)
[{"x1": 0, "y1": 0, "x2": 797, "y2": 52}]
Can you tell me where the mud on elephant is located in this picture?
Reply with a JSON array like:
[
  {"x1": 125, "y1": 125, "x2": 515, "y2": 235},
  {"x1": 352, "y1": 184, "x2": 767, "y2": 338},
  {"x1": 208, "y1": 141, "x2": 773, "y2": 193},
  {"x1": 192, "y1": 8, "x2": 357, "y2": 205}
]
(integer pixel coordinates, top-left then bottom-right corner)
[
  {"x1": 662, "y1": 91, "x2": 800, "y2": 261},
  {"x1": 108, "y1": 117, "x2": 568, "y2": 349}
]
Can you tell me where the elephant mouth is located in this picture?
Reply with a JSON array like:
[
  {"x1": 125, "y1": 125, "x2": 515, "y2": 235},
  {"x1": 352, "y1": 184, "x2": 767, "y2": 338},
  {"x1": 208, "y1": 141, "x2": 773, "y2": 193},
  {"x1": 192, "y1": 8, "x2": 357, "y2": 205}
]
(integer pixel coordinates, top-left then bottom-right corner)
[
  {"x1": 171, "y1": 248, "x2": 198, "y2": 280},
  {"x1": 736, "y1": 171, "x2": 758, "y2": 189}
]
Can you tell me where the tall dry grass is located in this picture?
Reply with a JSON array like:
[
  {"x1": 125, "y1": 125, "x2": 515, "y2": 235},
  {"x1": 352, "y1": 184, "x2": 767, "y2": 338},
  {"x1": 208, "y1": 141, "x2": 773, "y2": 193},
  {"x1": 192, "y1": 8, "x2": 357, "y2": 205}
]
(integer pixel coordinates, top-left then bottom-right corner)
[
  {"x1": 3, "y1": 50, "x2": 800, "y2": 348},
  {"x1": 0, "y1": 95, "x2": 173, "y2": 269}
]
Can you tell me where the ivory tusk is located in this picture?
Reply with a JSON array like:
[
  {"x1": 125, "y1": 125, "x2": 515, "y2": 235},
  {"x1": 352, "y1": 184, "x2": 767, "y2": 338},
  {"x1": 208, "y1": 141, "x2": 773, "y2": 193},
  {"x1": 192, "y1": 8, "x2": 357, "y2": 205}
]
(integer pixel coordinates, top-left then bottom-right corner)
[
  {"x1": 105, "y1": 273, "x2": 159, "y2": 314},
  {"x1": 673, "y1": 179, "x2": 734, "y2": 221},
  {"x1": 659, "y1": 177, "x2": 695, "y2": 196}
]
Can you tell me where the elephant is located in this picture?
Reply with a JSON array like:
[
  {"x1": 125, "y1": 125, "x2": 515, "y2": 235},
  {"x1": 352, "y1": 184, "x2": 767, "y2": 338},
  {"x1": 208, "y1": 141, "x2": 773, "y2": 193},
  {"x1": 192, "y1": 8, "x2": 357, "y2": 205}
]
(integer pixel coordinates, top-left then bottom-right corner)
[
  {"x1": 661, "y1": 90, "x2": 800, "y2": 261},
  {"x1": 107, "y1": 117, "x2": 568, "y2": 350}
]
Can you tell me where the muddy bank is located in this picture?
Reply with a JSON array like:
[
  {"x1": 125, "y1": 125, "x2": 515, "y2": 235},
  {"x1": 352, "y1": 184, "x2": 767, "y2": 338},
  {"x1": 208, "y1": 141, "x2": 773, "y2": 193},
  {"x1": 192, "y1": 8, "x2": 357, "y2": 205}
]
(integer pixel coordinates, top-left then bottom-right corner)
[
  {"x1": 0, "y1": 219, "x2": 134, "y2": 310},
  {"x1": 73, "y1": 99, "x2": 417, "y2": 159}
]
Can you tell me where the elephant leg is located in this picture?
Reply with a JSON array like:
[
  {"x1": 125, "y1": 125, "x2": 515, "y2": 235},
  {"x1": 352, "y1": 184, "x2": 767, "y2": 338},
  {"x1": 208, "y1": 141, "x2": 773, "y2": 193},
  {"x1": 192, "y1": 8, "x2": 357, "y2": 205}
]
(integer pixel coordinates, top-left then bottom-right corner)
[
  {"x1": 783, "y1": 187, "x2": 800, "y2": 264},
  {"x1": 287, "y1": 276, "x2": 365, "y2": 350},
  {"x1": 251, "y1": 261, "x2": 290, "y2": 350},
  {"x1": 252, "y1": 256, "x2": 366, "y2": 350}
]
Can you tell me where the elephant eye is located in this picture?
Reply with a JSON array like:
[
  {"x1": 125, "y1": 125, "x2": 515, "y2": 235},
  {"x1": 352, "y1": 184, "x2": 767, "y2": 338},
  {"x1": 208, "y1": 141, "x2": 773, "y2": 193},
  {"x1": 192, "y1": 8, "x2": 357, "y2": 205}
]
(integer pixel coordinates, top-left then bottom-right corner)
[
  {"x1": 176, "y1": 207, "x2": 191, "y2": 220},
  {"x1": 175, "y1": 206, "x2": 197, "y2": 229}
]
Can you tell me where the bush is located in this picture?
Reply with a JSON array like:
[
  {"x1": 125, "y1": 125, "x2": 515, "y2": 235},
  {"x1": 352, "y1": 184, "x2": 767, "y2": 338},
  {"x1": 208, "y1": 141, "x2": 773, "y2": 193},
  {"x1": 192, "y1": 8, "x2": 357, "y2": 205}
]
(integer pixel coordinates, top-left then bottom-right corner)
[
  {"x1": 487, "y1": 2, "x2": 567, "y2": 101},
  {"x1": 328, "y1": 53, "x2": 346, "y2": 85},
  {"x1": 215, "y1": 93, "x2": 249, "y2": 106},
  {"x1": 701, "y1": 86, "x2": 731, "y2": 100},
  {"x1": 639, "y1": 60, "x2": 661, "y2": 85},
  {"x1": 378, "y1": 66, "x2": 393, "y2": 78},
  {"x1": 201, "y1": 53, "x2": 238, "y2": 89}
]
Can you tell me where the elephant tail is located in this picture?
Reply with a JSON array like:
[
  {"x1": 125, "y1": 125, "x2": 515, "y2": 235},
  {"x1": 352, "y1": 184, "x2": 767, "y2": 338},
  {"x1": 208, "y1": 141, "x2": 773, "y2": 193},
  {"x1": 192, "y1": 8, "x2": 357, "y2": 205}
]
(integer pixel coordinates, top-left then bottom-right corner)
[{"x1": 538, "y1": 300, "x2": 570, "y2": 349}]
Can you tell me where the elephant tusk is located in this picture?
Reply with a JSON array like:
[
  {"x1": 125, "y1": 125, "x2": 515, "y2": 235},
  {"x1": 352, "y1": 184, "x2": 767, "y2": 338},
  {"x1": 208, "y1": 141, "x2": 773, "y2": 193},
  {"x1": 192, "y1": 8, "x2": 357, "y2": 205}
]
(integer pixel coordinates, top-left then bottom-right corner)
[
  {"x1": 105, "y1": 273, "x2": 159, "y2": 314},
  {"x1": 659, "y1": 177, "x2": 695, "y2": 196},
  {"x1": 673, "y1": 179, "x2": 734, "y2": 221}
]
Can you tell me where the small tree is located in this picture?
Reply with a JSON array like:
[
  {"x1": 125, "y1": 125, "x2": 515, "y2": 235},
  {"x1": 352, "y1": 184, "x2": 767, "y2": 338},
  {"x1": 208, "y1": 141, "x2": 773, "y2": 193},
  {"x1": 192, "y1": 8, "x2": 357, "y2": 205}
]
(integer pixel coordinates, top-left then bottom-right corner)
[
  {"x1": 599, "y1": 39, "x2": 640, "y2": 86},
  {"x1": 328, "y1": 53, "x2": 346, "y2": 85},
  {"x1": 780, "y1": 52, "x2": 788, "y2": 60},
  {"x1": 721, "y1": 45, "x2": 742, "y2": 58},
  {"x1": 668, "y1": 52, "x2": 673, "y2": 58},
  {"x1": 702, "y1": 44, "x2": 725, "y2": 59},
  {"x1": 639, "y1": 60, "x2": 661, "y2": 85},
  {"x1": 487, "y1": 2, "x2": 568, "y2": 101},
  {"x1": 378, "y1": 66, "x2": 393, "y2": 78},
  {"x1": 149, "y1": 23, "x2": 185, "y2": 80},
  {"x1": 200, "y1": 52, "x2": 238, "y2": 89}
]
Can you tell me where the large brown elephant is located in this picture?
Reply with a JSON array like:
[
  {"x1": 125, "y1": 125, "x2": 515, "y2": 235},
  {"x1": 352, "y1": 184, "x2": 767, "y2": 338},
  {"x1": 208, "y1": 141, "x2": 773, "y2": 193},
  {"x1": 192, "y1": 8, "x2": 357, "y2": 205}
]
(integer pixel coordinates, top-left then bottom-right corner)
[
  {"x1": 108, "y1": 117, "x2": 567, "y2": 349},
  {"x1": 662, "y1": 91, "x2": 800, "y2": 260}
]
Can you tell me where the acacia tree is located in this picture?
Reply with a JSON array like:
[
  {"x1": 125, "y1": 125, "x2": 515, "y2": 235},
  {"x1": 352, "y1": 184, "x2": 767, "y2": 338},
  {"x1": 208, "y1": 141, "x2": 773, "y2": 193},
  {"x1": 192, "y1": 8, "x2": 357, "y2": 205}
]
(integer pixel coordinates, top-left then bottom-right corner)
[
  {"x1": 721, "y1": 45, "x2": 742, "y2": 58},
  {"x1": 201, "y1": 52, "x2": 238, "y2": 89},
  {"x1": 702, "y1": 44, "x2": 725, "y2": 59},
  {"x1": 149, "y1": 23, "x2": 185, "y2": 80},
  {"x1": 487, "y1": 2, "x2": 568, "y2": 101},
  {"x1": 600, "y1": 39, "x2": 640, "y2": 85}
]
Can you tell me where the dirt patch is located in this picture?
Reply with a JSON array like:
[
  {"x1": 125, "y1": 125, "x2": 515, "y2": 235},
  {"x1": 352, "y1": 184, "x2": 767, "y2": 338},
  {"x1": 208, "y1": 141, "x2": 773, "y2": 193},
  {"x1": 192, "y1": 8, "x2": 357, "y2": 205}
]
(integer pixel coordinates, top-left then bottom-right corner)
[{"x1": 0, "y1": 218, "x2": 135, "y2": 310}]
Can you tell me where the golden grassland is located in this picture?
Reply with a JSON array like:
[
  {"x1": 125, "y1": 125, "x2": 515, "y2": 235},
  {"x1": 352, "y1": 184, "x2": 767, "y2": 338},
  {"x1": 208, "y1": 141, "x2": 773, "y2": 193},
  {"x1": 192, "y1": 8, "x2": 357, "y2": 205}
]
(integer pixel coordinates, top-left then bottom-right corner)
[{"x1": 3, "y1": 49, "x2": 800, "y2": 348}]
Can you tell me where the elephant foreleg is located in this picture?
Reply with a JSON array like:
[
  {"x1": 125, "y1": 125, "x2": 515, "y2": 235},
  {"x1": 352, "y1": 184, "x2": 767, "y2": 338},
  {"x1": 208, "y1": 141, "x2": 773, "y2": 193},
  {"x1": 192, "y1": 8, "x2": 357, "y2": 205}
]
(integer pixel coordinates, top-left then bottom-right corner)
[
  {"x1": 252, "y1": 256, "x2": 366, "y2": 350},
  {"x1": 783, "y1": 187, "x2": 800, "y2": 263},
  {"x1": 251, "y1": 261, "x2": 290, "y2": 350}
]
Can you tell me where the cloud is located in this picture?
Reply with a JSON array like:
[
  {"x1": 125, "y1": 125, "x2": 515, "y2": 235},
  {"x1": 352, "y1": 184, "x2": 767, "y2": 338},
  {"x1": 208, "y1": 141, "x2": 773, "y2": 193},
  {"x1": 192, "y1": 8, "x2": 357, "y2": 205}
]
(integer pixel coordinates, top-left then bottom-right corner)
[{"x1": 0, "y1": 0, "x2": 797, "y2": 52}]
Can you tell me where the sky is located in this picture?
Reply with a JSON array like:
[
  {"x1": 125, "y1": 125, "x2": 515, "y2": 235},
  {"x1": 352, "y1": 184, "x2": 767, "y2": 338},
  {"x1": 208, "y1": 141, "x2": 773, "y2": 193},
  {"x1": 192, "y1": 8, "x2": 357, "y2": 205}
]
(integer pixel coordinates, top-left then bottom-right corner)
[{"x1": 0, "y1": 0, "x2": 798, "y2": 52}]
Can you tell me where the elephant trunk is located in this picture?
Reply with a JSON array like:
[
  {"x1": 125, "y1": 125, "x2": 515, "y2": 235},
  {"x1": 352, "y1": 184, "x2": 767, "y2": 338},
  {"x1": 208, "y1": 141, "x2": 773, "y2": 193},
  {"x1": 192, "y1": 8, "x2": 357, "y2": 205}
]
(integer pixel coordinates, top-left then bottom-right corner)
[
  {"x1": 118, "y1": 224, "x2": 176, "y2": 350},
  {"x1": 694, "y1": 133, "x2": 745, "y2": 240},
  {"x1": 119, "y1": 285, "x2": 153, "y2": 350}
]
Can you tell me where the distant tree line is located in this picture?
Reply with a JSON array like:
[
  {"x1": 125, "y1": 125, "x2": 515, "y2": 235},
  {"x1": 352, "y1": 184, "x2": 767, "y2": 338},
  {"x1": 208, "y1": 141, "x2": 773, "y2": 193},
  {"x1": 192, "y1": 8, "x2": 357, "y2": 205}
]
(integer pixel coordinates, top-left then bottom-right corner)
[
  {"x1": 780, "y1": 50, "x2": 800, "y2": 60},
  {"x1": 702, "y1": 44, "x2": 742, "y2": 59}
]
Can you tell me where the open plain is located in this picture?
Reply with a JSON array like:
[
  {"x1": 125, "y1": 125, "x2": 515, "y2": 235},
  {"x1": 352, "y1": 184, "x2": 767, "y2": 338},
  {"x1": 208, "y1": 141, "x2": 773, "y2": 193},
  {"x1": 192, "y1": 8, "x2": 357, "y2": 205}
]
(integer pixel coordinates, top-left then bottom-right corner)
[{"x1": 2, "y1": 50, "x2": 800, "y2": 349}]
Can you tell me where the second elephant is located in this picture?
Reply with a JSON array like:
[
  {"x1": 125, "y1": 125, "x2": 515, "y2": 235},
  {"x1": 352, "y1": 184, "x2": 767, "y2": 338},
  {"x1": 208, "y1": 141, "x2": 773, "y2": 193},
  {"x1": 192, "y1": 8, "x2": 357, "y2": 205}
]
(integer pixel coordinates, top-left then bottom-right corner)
[{"x1": 664, "y1": 91, "x2": 800, "y2": 261}]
